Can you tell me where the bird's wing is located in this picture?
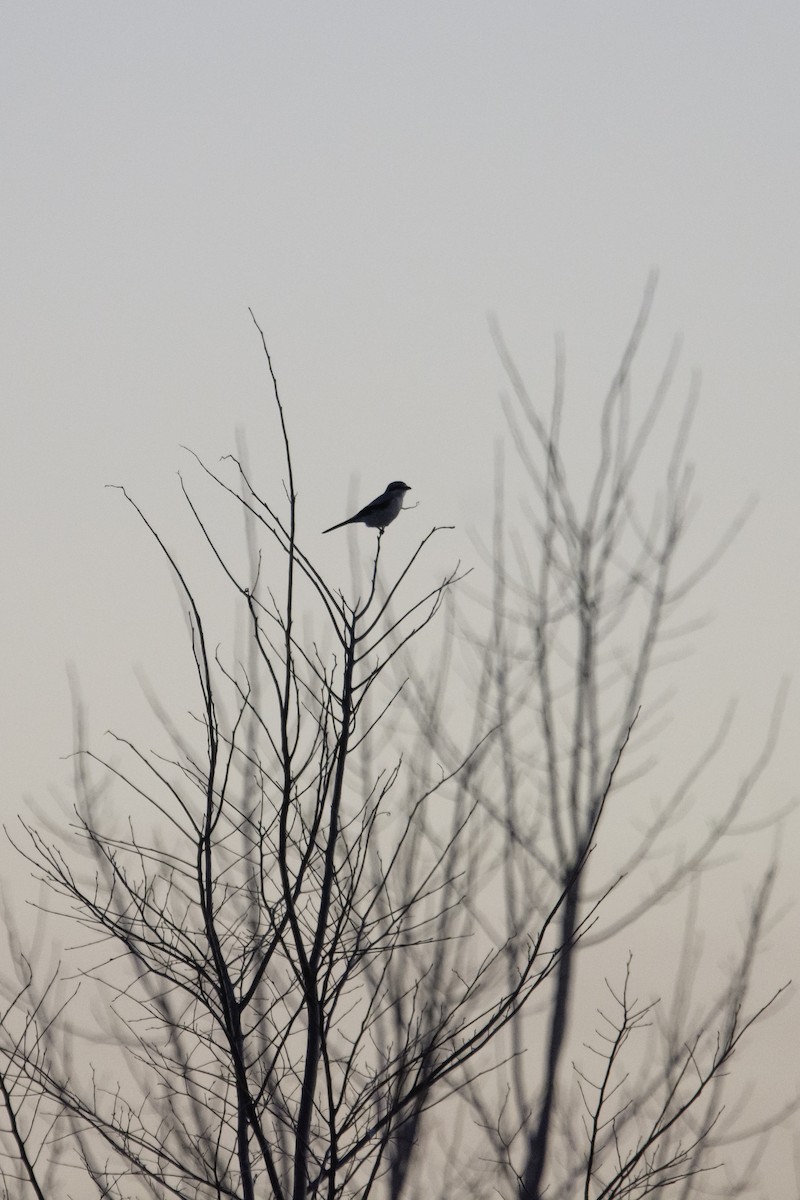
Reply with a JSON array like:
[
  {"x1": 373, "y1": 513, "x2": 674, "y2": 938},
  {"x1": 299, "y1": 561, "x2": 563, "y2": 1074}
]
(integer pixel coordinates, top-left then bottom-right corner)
[{"x1": 349, "y1": 493, "x2": 386, "y2": 521}]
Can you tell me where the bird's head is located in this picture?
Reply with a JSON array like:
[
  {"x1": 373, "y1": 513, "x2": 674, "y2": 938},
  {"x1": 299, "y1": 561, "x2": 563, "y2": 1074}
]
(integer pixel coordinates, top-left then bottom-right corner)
[{"x1": 386, "y1": 481, "x2": 411, "y2": 494}]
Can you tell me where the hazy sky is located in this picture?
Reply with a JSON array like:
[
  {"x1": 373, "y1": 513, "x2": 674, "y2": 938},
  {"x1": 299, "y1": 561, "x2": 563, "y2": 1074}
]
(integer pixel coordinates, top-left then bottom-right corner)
[{"x1": 2, "y1": 4, "x2": 799, "y2": 1190}]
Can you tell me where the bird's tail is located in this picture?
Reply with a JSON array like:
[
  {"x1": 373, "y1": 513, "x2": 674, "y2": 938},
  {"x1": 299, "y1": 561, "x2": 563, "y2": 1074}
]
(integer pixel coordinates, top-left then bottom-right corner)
[{"x1": 321, "y1": 518, "x2": 354, "y2": 534}]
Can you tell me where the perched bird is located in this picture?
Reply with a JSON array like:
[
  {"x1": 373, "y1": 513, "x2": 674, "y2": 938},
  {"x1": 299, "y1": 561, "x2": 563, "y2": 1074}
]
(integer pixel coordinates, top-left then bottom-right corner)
[{"x1": 322, "y1": 481, "x2": 411, "y2": 534}]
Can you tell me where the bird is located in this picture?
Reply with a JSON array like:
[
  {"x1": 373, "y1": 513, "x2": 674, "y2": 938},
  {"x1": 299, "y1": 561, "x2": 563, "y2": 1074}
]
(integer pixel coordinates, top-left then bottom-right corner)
[{"x1": 322, "y1": 481, "x2": 411, "y2": 534}]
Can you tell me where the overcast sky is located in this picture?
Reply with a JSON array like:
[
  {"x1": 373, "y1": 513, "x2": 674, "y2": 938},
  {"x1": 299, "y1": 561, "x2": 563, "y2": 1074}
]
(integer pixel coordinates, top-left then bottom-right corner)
[{"x1": 2, "y1": 4, "x2": 799, "y2": 1190}]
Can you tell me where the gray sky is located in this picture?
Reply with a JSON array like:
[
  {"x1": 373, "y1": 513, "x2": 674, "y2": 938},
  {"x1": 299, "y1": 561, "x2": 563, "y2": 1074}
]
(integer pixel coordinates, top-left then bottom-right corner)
[{"x1": 2, "y1": 4, "x2": 799, "y2": 1190}]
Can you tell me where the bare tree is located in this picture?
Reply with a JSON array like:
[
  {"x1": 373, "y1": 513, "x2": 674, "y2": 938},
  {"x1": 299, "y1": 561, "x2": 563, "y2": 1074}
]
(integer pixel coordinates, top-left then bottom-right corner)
[
  {"x1": 0, "y1": 298, "x2": 790, "y2": 1200},
  {"x1": 0, "y1": 317, "x2": 576, "y2": 1200},
  {"x1": 398, "y1": 279, "x2": 789, "y2": 1198}
]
